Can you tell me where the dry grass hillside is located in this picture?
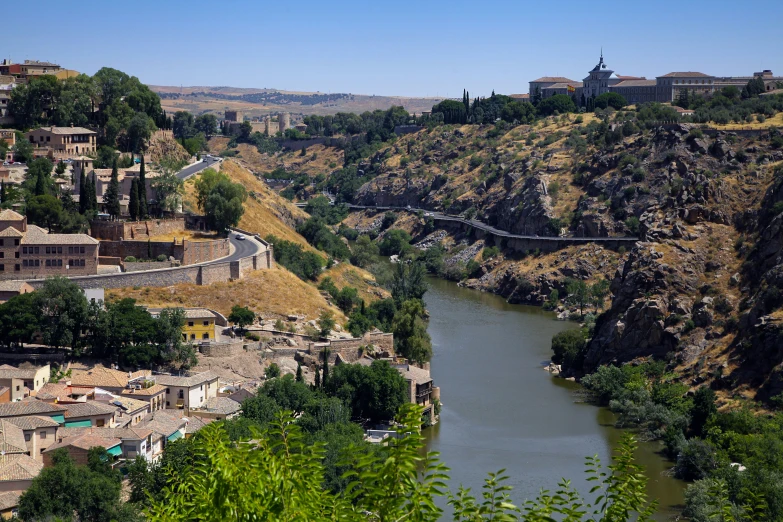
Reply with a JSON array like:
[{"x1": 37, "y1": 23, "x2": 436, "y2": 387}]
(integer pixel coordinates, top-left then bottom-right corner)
[
  {"x1": 320, "y1": 262, "x2": 390, "y2": 304},
  {"x1": 208, "y1": 138, "x2": 343, "y2": 179},
  {"x1": 106, "y1": 267, "x2": 345, "y2": 322}
]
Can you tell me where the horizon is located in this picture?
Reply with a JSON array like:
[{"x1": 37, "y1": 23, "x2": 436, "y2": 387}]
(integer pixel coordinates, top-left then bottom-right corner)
[{"x1": 4, "y1": 0, "x2": 783, "y2": 99}]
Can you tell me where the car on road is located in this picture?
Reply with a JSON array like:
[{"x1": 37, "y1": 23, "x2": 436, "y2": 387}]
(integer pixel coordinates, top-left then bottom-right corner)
[
  {"x1": 236, "y1": 234, "x2": 246, "y2": 240},
  {"x1": 424, "y1": 212, "x2": 433, "y2": 217}
]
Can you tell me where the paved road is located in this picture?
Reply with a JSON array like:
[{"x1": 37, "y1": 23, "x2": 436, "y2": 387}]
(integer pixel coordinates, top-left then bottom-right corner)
[
  {"x1": 177, "y1": 157, "x2": 221, "y2": 181},
  {"x1": 343, "y1": 204, "x2": 639, "y2": 243},
  {"x1": 218, "y1": 232, "x2": 262, "y2": 263}
]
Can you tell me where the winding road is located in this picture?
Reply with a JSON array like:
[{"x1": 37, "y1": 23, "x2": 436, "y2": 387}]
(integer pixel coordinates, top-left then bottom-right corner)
[
  {"x1": 221, "y1": 232, "x2": 262, "y2": 263},
  {"x1": 177, "y1": 157, "x2": 221, "y2": 180}
]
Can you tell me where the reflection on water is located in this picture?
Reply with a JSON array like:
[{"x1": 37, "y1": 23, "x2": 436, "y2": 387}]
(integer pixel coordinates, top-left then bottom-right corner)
[{"x1": 422, "y1": 277, "x2": 685, "y2": 519}]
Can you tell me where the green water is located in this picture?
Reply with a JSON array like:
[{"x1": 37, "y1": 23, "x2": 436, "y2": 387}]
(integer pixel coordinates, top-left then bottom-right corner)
[{"x1": 422, "y1": 277, "x2": 686, "y2": 519}]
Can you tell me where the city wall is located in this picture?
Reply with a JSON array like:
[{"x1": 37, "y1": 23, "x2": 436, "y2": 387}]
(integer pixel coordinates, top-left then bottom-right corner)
[
  {"x1": 98, "y1": 238, "x2": 230, "y2": 265},
  {"x1": 199, "y1": 340, "x2": 248, "y2": 357},
  {"x1": 90, "y1": 218, "x2": 187, "y2": 241}
]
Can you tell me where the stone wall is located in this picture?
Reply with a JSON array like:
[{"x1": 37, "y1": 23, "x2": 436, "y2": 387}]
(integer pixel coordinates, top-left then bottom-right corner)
[
  {"x1": 99, "y1": 238, "x2": 229, "y2": 266},
  {"x1": 124, "y1": 261, "x2": 174, "y2": 272},
  {"x1": 181, "y1": 240, "x2": 230, "y2": 265},
  {"x1": 90, "y1": 218, "x2": 187, "y2": 241},
  {"x1": 199, "y1": 340, "x2": 248, "y2": 357}
]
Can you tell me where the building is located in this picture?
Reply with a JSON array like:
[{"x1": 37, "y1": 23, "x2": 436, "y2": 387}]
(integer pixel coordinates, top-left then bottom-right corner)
[
  {"x1": 69, "y1": 367, "x2": 152, "y2": 394},
  {"x1": 6, "y1": 416, "x2": 61, "y2": 462},
  {"x1": 0, "y1": 454, "x2": 43, "y2": 493},
  {"x1": 62, "y1": 402, "x2": 118, "y2": 428},
  {"x1": 154, "y1": 371, "x2": 219, "y2": 410},
  {"x1": 611, "y1": 79, "x2": 658, "y2": 105},
  {"x1": 0, "y1": 399, "x2": 67, "y2": 424},
  {"x1": 55, "y1": 426, "x2": 154, "y2": 462},
  {"x1": 529, "y1": 76, "x2": 578, "y2": 100},
  {"x1": 17, "y1": 61, "x2": 61, "y2": 78},
  {"x1": 118, "y1": 383, "x2": 167, "y2": 414},
  {"x1": 714, "y1": 70, "x2": 783, "y2": 93},
  {"x1": 110, "y1": 396, "x2": 150, "y2": 427},
  {"x1": 0, "y1": 82, "x2": 15, "y2": 127},
  {"x1": 25, "y1": 126, "x2": 97, "y2": 157},
  {"x1": 189, "y1": 396, "x2": 241, "y2": 420},
  {"x1": 278, "y1": 112, "x2": 290, "y2": 134},
  {"x1": 0, "y1": 281, "x2": 34, "y2": 304},
  {"x1": 224, "y1": 110, "x2": 243, "y2": 123},
  {"x1": 147, "y1": 308, "x2": 218, "y2": 342},
  {"x1": 393, "y1": 363, "x2": 439, "y2": 424},
  {"x1": 0, "y1": 210, "x2": 99, "y2": 280},
  {"x1": 0, "y1": 364, "x2": 50, "y2": 402},
  {"x1": 137, "y1": 410, "x2": 189, "y2": 458},
  {"x1": 0, "y1": 129, "x2": 15, "y2": 158},
  {"x1": 654, "y1": 72, "x2": 716, "y2": 103},
  {"x1": 43, "y1": 433, "x2": 122, "y2": 467}
]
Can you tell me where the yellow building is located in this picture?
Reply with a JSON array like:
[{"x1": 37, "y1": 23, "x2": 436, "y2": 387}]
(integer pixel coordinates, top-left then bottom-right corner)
[{"x1": 147, "y1": 308, "x2": 217, "y2": 342}]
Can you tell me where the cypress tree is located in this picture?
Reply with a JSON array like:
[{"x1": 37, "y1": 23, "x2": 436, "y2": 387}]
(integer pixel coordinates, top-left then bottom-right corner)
[
  {"x1": 295, "y1": 364, "x2": 303, "y2": 383},
  {"x1": 104, "y1": 159, "x2": 121, "y2": 219},
  {"x1": 314, "y1": 366, "x2": 321, "y2": 389},
  {"x1": 0, "y1": 179, "x2": 5, "y2": 204},
  {"x1": 138, "y1": 156, "x2": 148, "y2": 219},
  {"x1": 89, "y1": 174, "x2": 98, "y2": 213},
  {"x1": 79, "y1": 171, "x2": 88, "y2": 214},
  {"x1": 34, "y1": 171, "x2": 46, "y2": 196},
  {"x1": 322, "y1": 348, "x2": 330, "y2": 387},
  {"x1": 129, "y1": 178, "x2": 140, "y2": 221}
]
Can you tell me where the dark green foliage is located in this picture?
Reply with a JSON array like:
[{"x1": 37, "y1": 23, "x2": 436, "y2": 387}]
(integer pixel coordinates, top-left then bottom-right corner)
[
  {"x1": 204, "y1": 178, "x2": 247, "y2": 233},
  {"x1": 537, "y1": 94, "x2": 577, "y2": 116},
  {"x1": 305, "y1": 195, "x2": 349, "y2": 225},
  {"x1": 379, "y1": 229, "x2": 413, "y2": 257},
  {"x1": 325, "y1": 360, "x2": 407, "y2": 424},
  {"x1": 105, "y1": 159, "x2": 121, "y2": 218},
  {"x1": 228, "y1": 305, "x2": 255, "y2": 330},
  {"x1": 265, "y1": 363, "x2": 281, "y2": 379},
  {"x1": 129, "y1": 177, "x2": 140, "y2": 221},
  {"x1": 138, "y1": 155, "x2": 148, "y2": 218},
  {"x1": 691, "y1": 387, "x2": 717, "y2": 437},
  {"x1": 392, "y1": 299, "x2": 432, "y2": 364},
  {"x1": 297, "y1": 218, "x2": 351, "y2": 260},
  {"x1": 551, "y1": 329, "x2": 585, "y2": 372},
  {"x1": 265, "y1": 235, "x2": 324, "y2": 281},
  {"x1": 390, "y1": 261, "x2": 428, "y2": 305},
  {"x1": 594, "y1": 92, "x2": 628, "y2": 110},
  {"x1": 350, "y1": 234, "x2": 379, "y2": 267}
]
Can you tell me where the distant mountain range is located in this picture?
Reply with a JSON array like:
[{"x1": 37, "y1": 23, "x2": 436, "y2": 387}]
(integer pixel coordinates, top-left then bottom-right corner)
[{"x1": 149, "y1": 85, "x2": 441, "y2": 117}]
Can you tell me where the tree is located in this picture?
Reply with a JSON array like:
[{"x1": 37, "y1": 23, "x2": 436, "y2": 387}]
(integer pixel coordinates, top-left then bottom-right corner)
[
  {"x1": 129, "y1": 177, "x2": 140, "y2": 221},
  {"x1": 591, "y1": 278, "x2": 611, "y2": 311},
  {"x1": 25, "y1": 157, "x2": 54, "y2": 197},
  {"x1": 104, "y1": 159, "x2": 121, "y2": 218},
  {"x1": 25, "y1": 194, "x2": 63, "y2": 231},
  {"x1": 566, "y1": 278, "x2": 590, "y2": 316},
  {"x1": 194, "y1": 113, "x2": 218, "y2": 136},
  {"x1": 296, "y1": 364, "x2": 304, "y2": 383},
  {"x1": 0, "y1": 292, "x2": 39, "y2": 348},
  {"x1": 55, "y1": 160, "x2": 67, "y2": 175},
  {"x1": 318, "y1": 310, "x2": 335, "y2": 338},
  {"x1": 690, "y1": 386, "x2": 717, "y2": 437},
  {"x1": 204, "y1": 179, "x2": 247, "y2": 233},
  {"x1": 127, "y1": 113, "x2": 154, "y2": 153},
  {"x1": 325, "y1": 360, "x2": 407, "y2": 423},
  {"x1": 551, "y1": 329, "x2": 585, "y2": 372},
  {"x1": 138, "y1": 155, "x2": 148, "y2": 218},
  {"x1": 390, "y1": 261, "x2": 428, "y2": 305},
  {"x1": 78, "y1": 170, "x2": 90, "y2": 214},
  {"x1": 228, "y1": 305, "x2": 255, "y2": 332},
  {"x1": 194, "y1": 168, "x2": 228, "y2": 211},
  {"x1": 172, "y1": 111, "x2": 195, "y2": 139},
  {"x1": 392, "y1": 299, "x2": 433, "y2": 365},
  {"x1": 157, "y1": 307, "x2": 195, "y2": 370},
  {"x1": 537, "y1": 94, "x2": 577, "y2": 116},
  {"x1": 35, "y1": 276, "x2": 89, "y2": 351},
  {"x1": 595, "y1": 92, "x2": 628, "y2": 110},
  {"x1": 152, "y1": 168, "x2": 184, "y2": 214},
  {"x1": 350, "y1": 234, "x2": 379, "y2": 268},
  {"x1": 265, "y1": 363, "x2": 281, "y2": 379}
]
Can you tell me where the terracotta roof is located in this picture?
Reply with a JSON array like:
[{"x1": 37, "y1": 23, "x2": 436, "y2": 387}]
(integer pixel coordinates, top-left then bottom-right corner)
[
  {"x1": 35, "y1": 382, "x2": 68, "y2": 400},
  {"x1": 0, "y1": 364, "x2": 45, "y2": 380},
  {"x1": 154, "y1": 371, "x2": 218, "y2": 388},
  {"x1": 0, "y1": 399, "x2": 67, "y2": 418},
  {"x1": 0, "y1": 491, "x2": 22, "y2": 511},
  {"x1": 147, "y1": 308, "x2": 216, "y2": 320},
  {"x1": 393, "y1": 364, "x2": 433, "y2": 385},
  {"x1": 0, "y1": 454, "x2": 43, "y2": 482},
  {"x1": 530, "y1": 76, "x2": 575, "y2": 83},
  {"x1": 138, "y1": 410, "x2": 187, "y2": 438},
  {"x1": 0, "y1": 421, "x2": 28, "y2": 454},
  {"x1": 34, "y1": 126, "x2": 96, "y2": 135},
  {"x1": 0, "y1": 209, "x2": 24, "y2": 221},
  {"x1": 228, "y1": 388, "x2": 254, "y2": 404},
  {"x1": 58, "y1": 426, "x2": 153, "y2": 441},
  {"x1": 0, "y1": 228, "x2": 23, "y2": 238},
  {"x1": 21, "y1": 225, "x2": 99, "y2": 246},
  {"x1": 184, "y1": 415, "x2": 213, "y2": 434},
  {"x1": 543, "y1": 82, "x2": 582, "y2": 89},
  {"x1": 193, "y1": 396, "x2": 241, "y2": 416},
  {"x1": 613, "y1": 80, "x2": 657, "y2": 87},
  {"x1": 63, "y1": 401, "x2": 117, "y2": 418},
  {"x1": 5, "y1": 415, "x2": 60, "y2": 430},
  {"x1": 110, "y1": 396, "x2": 150, "y2": 413},
  {"x1": 70, "y1": 368, "x2": 151, "y2": 389},
  {"x1": 658, "y1": 71, "x2": 713, "y2": 78},
  {"x1": 45, "y1": 433, "x2": 120, "y2": 453},
  {"x1": 119, "y1": 383, "x2": 166, "y2": 397},
  {"x1": 0, "y1": 281, "x2": 31, "y2": 292}
]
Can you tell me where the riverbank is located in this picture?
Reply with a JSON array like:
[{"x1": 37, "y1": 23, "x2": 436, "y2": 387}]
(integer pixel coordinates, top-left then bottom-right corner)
[{"x1": 421, "y1": 276, "x2": 686, "y2": 519}]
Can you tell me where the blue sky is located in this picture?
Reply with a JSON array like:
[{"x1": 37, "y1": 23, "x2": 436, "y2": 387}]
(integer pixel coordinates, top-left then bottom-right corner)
[{"x1": 5, "y1": 0, "x2": 782, "y2": 98}]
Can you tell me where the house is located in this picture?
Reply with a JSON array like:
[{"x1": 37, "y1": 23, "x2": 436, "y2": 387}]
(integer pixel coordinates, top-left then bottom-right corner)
[
  {"x1": 17, "y1": 61, "x2": 61, "y2": 78},
  {"x1": 109, "y1": 396, "x2": 150, "y2": 427},
  {"x1": 69, "y1": 367, "x2": 151, "y2": 394},
  {"x1": 189, "y1": 396, "x2": 241, "y2": 421},
  {"x1": 6, "y1": 416, "x2": 60, "y2": 462},
  {"x1": 0, "y1": 210, "x2": 99, "y2": 280},
  {"x1": 227, "y1": 388, "x2": 255, "y2": 405},
  {"x1": 0, "y1": 365, "x2": 50, "y2": 402},
  {"x1": 0, "y1": 130, "x2": 15, "y2": 160},
  {"x1": 393, "y1": 363, "x2": 439, "y2": 424},
  {"x1": 154, "y1": 371, "x2": 219, "y2": 410},
  {"x1": 0, "y1": 85, "x2": 15, "y2": 127},
  {"x1": 0, "y1": 454, "x2": 43, "y2": 493},
  {"x1": 26, "y1": 126, "x2": 96, "y2": 156},
  {"x1": 0, "y1": 490, "x2": 23, "y2": 519},
  {"x1": 55, "y1": 426, "x2": 154, "y2": 462},
  {"x1": 62, "y1": 401, "x2": 118, "y2": 428},
  {"x1": 0, "y1": 399, "x2": 67, "y2": 424},
  {"x1": 0, "y1": 420, "x2": 31, "y2": 456},
  {"x1": 0, "y1": 389, "x2": 8, "y2": 405},
  {"x1": 118, "y1": 383, "x2": 167, "y2": 413},
  {"x1": 137, "y1": 410, "x2": 189, "y2": 458},
  {"x1": 0, "y1": 281, "x2": 34, "y2": 304},
  {"x1": 43, "y1": 433, "x2": 122, "y2": 467},
  {"x1": 147, "y1": 308, "x2": 218, "y2": 342}
]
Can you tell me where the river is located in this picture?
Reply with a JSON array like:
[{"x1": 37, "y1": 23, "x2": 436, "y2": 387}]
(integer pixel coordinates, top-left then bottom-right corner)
[{"x1": 422, "y1": 276, "x2": 686, "y2": 519}]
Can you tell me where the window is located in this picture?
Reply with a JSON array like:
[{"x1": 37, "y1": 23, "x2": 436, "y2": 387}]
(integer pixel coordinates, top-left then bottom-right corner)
[
  {"x1": 22, "y1": 247, "x2": 26, "y2": 254},
  {"x1": 202, "y1": 333, "x2": 209, "y2": 339},
  {"x1": 40, "y1": 431, "x2": 47, "y2": 439},
  {"x1": 14, "y1": 264, "x2": 19, "y2": 272},
  {"x1": 0, "y1": 265, "x2": 3, "y2": 272},
  {"x1": 45, "y1": 259, "x2": 51, "y2": 267},
  {"x1": 57, "y1": 247, "x2": 62, "y2": 254},
  {"x1": 45, "y1": 247, "x2": 50, "y2": 254},
  {"x1": 178, "y1": 390, "x2": 184, "y2": 399},
  {"x1": 188, "y1": 321, "x2": 194, "y2": 327},
  {"x1": 68, "y1": 246, "x2": 73, "y2": 254},
  {"x1": 166, "y1": 401, "x2": 170, "y2": 407},
  {"x1": 14, "y1": 239, "x2": 18, "y2": 246},
  {"x1": 15, "y1": 386, "x2": 19, "y2": 391},
  {"x1": 80, "y1": 246, "x2": 85, "y2": 254},
  {"x1": 166, "y1": 388, "x2": 170, "y2": 394},
  {"x1": 190, "y1": 334, "x2": 196, "y2": 340},
  {"x1": 96, "y1": 419, "x2": 104, "y2": 427},
  {"x1": 24, "y1": 434, "x2": 30, "y2": 442}
]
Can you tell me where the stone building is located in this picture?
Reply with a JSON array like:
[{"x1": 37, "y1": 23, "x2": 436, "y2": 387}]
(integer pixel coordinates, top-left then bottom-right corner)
[
  {"x1": 654, "y1": 72, "x2": 716, "y2": 102},
  {"x1": 154, "y1": 371, "x2": 219, "y2": 411},
  {"x1": 26, "y1": 126, "x2": 97, "y2": 157},
  {"x1": 0, "y1": 210, "x2": 99, "y2": 280},
  {"x1": 224, "y1": 110, "x2": 243, "y2": 123}
]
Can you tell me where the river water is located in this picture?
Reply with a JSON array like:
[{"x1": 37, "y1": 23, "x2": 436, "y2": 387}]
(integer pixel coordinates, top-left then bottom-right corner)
[{"x1": 422, "y1": 277, "x2": 686, "y2": 519}]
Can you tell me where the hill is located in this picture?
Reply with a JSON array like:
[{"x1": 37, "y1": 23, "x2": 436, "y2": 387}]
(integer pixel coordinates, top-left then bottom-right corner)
[{"x1": 150, "y1": 85, "x2": 441, "y2": 118}]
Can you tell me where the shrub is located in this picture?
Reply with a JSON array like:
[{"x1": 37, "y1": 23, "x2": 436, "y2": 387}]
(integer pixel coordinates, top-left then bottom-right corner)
[
  {"x1": 482, "y1": 246, "x2": 500, "y2": 260},
  {"x1": 684, "y1": 319, "x2": 696, "y2": 332},
  {"x1": 124, "y1": 256, "x2": 137, "y2": 263},
  {"x1": 156, "y1": 254, "x2": 168, "y2": 262},
  {"x1": 245, "y1": 331, "x2": 261, "y2": 341},
  {"x1": 551, "y1": 329, "x2": 585, "y2": 372},
  {"x1": 631, "y1": 168, "x2": 645, "y2": 182},
  {"x1": 625, "y1": 216, "x2": 640, "y2": 234},
  {"x1": 465, "y1": 260, "x2": 482, "y2": 278},
  {"x1": 675, "y1": 439, "x2": 717, "y2": 481},
  {"x1": 547, "y1": 181, "x2": 560, "y2": 198},
  {"x1": 264, "y1": 363, "x2": 281, "y2": 379},
  {"x1": 469, "y1": 155, "x2": 483, "y2": 169}
]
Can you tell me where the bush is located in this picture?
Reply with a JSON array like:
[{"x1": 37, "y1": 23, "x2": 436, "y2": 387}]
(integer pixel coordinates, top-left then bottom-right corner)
[
  {"x1": 465, "y1": 260, "x2": 481, "y2": 278},
  {"x1": 245, "y1": 332, "x2": 261, "y2": 341},
  {"x1": 625, "y1": 216, "x2": 640, "y2": 234},
  {"x1": 156, "y1": 254, "x2": 168, "y2": 262},
  {"x1": 551, "y1": 329, "x2": 585, "y2": 372},
  {"x1": 124, "y1": 256, "x2": 137, "y2": 263},
  {"x1": 482, "y1": 246, "x2": 500, "y2": 260},
  {"x1": 675, "y1": 439, "x2": 718, "y2": 481}
]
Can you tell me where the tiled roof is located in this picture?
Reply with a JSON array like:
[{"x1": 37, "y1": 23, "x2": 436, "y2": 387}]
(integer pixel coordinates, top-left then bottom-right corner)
[
  {"x1": 0, "y1": 364, "x2": 45, "y2": 380},
  {"x1": 0, "y1": 399, "x2": 67, "y2": 418},
  {"x1": 111, "y1": 396, "x2": 149, "y2": 413},
  {"x1": 0, "y1": 491, "x2": 22, "y2": 511},
  {"x1": 544, "y1": 82, "x2": 582, "y2": 89},
  {"x1": 35, "y1": 382, "x2": 69, "y2": 400},
  {"x1": 138, "y1": 410, "x2": 187, "y2": 438},
  {"x1": 35, "y1": 126, "x2": 96, "y2": 135},
  {"x1": 58, "y1": 426, "x2": 153, "y2": 441},
  {"x1": 45, "y1": 433, "x2": 121, "y2": 453},
  {"x1": 614, "y1": 80, "x2": 657, "y2": 87},
  {"x1": 194, "y1": 396, "x2": 241, "y2": 416},
  {"x1": 184, "y1": 415, "x2": 213, "y2": 434},
  {"x1": 530, "y1": 76, "x2": 575, "y2": 83},
  {"x1": 0, "y1": 281, "x2": 30, "y2": 292},
  {"x1": 228, "y1": 388, "x2": 254, "y2": 404},
  {"x1": 21, "y1": 225, "x2": 99, "y2": 246},
  {"x1": 0, "y1": 227, "x2": 23, "y2": 238},
  {"x1": 659, "y1": 71, "x2": 713, "y2": 78},
  {"x1": 154, "y1": 371, "x2": 218, "y2": 388},
  {"x1": 0, "y1": 454, "x2": 43, "y2": 482},
  {"x1": 0, "y1": 421, "x2": 28, "y2": 454},
  {"x1": 63, "y1": 401, "x2": 118, "y2": 418},
  {"x1": 70, "y1": 367, "x2": 151, "y2": 389},
  {"x1": 147, "y1": 308, "x2": 215, "y2": 320},
  {"x1": 119, "y1": 383, "x2": 167, "y2": 397},
  {"x1": 0, "y1": 209, "x2": 24, "y2": 221},
  {"x1": 394, "y1": 364, "x2": 433, "y2": 385},
  {"x1": 6, "y1": 415, "x2": 60, "y2": 430}
]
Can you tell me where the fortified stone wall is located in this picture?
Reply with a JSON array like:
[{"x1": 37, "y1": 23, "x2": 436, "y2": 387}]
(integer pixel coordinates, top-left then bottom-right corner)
[
  {"x1": 199, "y1": 340, "x2": 248, "y2": 357},
  {"x1": 99, "y1": 238, "x2": 229, "y2": 265},
  {"x1": 124, "y1": 261, "x2": 173, "y2": 272},
  {"x1": 90, "y1": 218, "x2": 187, "y2": 241},
  {"x1": 181, "y1": 240, "x2": 230, "y2": 265}
]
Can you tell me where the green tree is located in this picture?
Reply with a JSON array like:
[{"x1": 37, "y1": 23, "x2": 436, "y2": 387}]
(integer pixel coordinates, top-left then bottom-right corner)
[
  {"x1": 55, "y1": 160, "x2": 67, "y2": 175},
  {"x1": 138, "y1": 155, "x2": 148, "y2": 218},
  {"x1": 390, "y1": 261, "x2": 428, "y2": 305},
  {"x1": 127, "y1": 112, "x2": 154, "y2": 153},
  {"x1": 104, "y1": 159, "x2": 122, "y2": 218},
  {"x1": 392, "y1": 299, "x2": 433, "y2": 364},
  {"x1": 591, "y1": 278, "x2": 611, "y2": 311},
  {"x1": 566, "y1": 278, "x2": 590, "y2": 316},
  {"x1": 35, "y1": 276, "x2": 89, "y2": 351},
  {"x1": 350, "y1": 234, "x2": 380, "y2": 267},
  {"x1": 551, "y1": 329, "x2": 585, "y2": 372},
  {"x1": 24, "y1": 157, "x2": 54, "y2": 197},
  {"x1": 228, "y1": 305, "x2": 255, "y2": 332},
  {"x1": 318, "y1": 310, "x2": 335, "y2": 338},
  {"x1": 12, "y1": 131, "x2": 34, "y2": 163},
  {"x1": 265, "y1": 363, "x2": 281, "y2": 379},
  {"x1": 172, "y1": 111, "x2": 195, "y2": 139},
  {"x1": 325, "y1": 360, "x2": 407, "y2": 423},
  {"x1": 690, "y1": 386, "x2": 717, "y2": 437},
  {"x1": 129, "y1": 177, "x2": 140, "y2": 221},
  {"x1": 152, "y1": 167, "x2": 185, "y2": 214},
  {"x1": 595, "y1": 92, "x2": 628, "y2": 110},
  {"x1": 379, "y1": 229, "x2": 413, "y2": 257},
  {"x1": 204, "y1": 178, "x2": 247, "y2": 233},
  {"x1": 25, "y1": 194, "x2": 63, "y2": 231},
  {"x1": 0, "y1": 292, "x2": 39, "y2": 348},
  {"x1": 537, "y1": 94, "x2": 577, "y2": 116},
  {"x1": 194, "y1": 113, "x2": 218, "y2": 136},
  {"x1": 296, "y1": 363, "x2": 304, "y2": 383},
  {"x1": 157, "y1": 307, "x2": 195, "y2": 370},
  {"x1": 194, "y1": 168, "x2": 228, "y2": 211}
]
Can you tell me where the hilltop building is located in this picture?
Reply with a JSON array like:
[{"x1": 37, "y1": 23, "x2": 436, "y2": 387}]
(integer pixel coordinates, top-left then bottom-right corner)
[{"x1": 26, "y1": 126, "x2": 97, "y2": 157}]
